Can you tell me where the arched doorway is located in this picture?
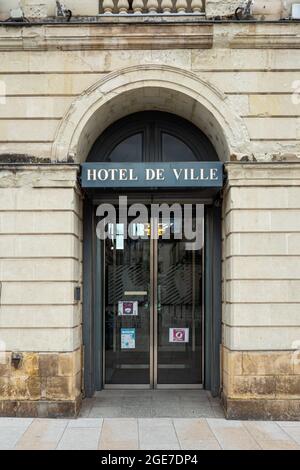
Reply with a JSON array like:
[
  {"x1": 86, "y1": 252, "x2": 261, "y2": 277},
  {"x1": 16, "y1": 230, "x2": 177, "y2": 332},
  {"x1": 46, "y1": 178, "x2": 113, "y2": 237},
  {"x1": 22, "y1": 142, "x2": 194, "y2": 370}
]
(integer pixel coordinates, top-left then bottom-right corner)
[{"x1": 83, "y1": 111, "x2": 222, "y2": 396}]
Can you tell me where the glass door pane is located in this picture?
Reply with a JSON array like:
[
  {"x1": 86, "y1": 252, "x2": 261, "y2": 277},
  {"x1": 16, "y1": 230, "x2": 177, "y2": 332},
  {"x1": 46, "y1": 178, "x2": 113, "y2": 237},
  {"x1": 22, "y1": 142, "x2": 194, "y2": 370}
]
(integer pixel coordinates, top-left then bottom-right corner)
[
  {"x1": 104, "y1": 216, "x2": 151, "y2": 385},
  {"x1": 156, "y1": 209, "x2": 203, "y2": 385}
]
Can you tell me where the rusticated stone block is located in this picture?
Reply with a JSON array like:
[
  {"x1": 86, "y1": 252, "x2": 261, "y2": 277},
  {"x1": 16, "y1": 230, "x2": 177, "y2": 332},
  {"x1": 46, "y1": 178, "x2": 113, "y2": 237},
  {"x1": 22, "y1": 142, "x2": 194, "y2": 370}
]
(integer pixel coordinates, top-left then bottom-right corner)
[
  {"x1": 222, "y1": 347, "x2": 243, "y2": 376},
  {"x1": 14, "y1": 352, "x2": 39, "y2": 377},
  {"x1": 6, "y1": 377, "x2": 28, "y2": 400},
  {"x1": 242, "y1": 352, "x2": 294, "y2": 376},
  {"x1": 0, "y1": 399, "x2": 81, "y2": 418},
  {"x1": 25, "y1": 376, "x2": 42, "y2": 400},
  {"x1": 0, "y1": 353, "x2": 10, "y2": 377},
  {"x1": 3, "y1": 375, "x2": 41, "y2": 400},
  {"x1": 45, "y1": 376, "x2": 77, "y2": 401},
  {"x1": 293, "y1": 351, "x2": 300, "y2": 375},
  {"x1": 58, "y1": 349, "x2": 81, "y2": 377},
  {"x1": 15, "y1": 401, "x2": 39, "y2": 418},
  {"x1": 0, "y1": 400, "x2": 18, "y2": 417},
  {"x1": 223, "y1": 395, "x2": 300, "y2": 421},
  {"x1": 230, "y1": 375, "x2": 276, "y2": 398},
  {"x1": 276, "y1": 376, "x2": 300, "y2": 398},
  {"x1": 39, "y1": 353, "x2": 59, "y2": 377},
  {"x1": 0, "y1": 351, "x2": 82, "y2": 413},
  {"x1": 58, "y1": 353, "x2": 74, "y2": 377},
  {"x1": 0, "y1": 378, "x2": 8, "y2": 397}
]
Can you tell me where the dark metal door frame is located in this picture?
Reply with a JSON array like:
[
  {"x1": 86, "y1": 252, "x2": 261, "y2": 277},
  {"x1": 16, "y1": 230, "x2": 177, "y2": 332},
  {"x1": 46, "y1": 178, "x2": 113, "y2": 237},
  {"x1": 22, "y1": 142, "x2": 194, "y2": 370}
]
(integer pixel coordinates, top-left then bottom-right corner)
[{"x1": 83, "y1": 197, "x2": 222, "y2": 397}]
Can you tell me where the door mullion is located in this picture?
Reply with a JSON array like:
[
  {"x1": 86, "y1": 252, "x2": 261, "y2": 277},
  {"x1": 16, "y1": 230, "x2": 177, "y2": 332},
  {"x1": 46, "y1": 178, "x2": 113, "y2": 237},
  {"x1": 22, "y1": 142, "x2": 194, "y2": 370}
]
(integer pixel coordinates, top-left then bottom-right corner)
[
  {"x1": 150, "y1": 217, "x2": 154, "y2": 388},
  {"x1": 151, "y1": 216, "x2": 158, "y2": 389}
]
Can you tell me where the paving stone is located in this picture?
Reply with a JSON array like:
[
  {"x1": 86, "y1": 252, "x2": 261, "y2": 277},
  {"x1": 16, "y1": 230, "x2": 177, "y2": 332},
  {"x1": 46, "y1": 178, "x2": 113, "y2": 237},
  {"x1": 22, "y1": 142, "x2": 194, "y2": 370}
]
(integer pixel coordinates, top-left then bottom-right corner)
[
  {"x1": 0, "y1": 418, "x2": 33, "y2": 450},
  {"x1": 138, "y1": 418, "x2": 179, "y2": 449},
  {"x1": 244, "y1": 421, "x2": 294, "y2": 442},
  {"x1": 174, "y1": 418, "x2": 216, "y2": 442},
  {"x1": 67, "y1": 418, "x2": 103, "y2": 428},
  {"x1": 141, "y1": 444, "x2": 181, "y2": 450},
  {"x1": 57, "y1": 427, "x2": 101, "y2": 450},
  {"x1": 99, "y1": 418, "x2": 138, "y2": 450},
  {"x1": 0, "y1": 414, "x2": 299, "y2": 450},
  {"x1": 174, "y1": 418, "x2": 221, "y2": 450},
  {"x1": 207, "y1": 419, "x2": 261, "y2": 450},
  {"x1": 15, "y1": 419, "x2": 68, "y2": 450},
  {"x1": 277, "y1": 424, "x2": 300, "y2": 444},
  {"x1": 259, "y1": 440, "x2": 300, "y2": 450},
  {"x1": 181, "y1": 440, "x2": 221, "y2": 450}
]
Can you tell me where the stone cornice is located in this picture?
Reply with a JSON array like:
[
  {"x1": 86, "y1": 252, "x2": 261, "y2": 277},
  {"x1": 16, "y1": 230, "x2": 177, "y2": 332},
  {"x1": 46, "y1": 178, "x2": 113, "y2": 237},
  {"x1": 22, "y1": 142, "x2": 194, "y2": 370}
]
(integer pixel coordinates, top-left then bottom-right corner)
[
  {"x1": 230, "y1": 32, "x2": 300, "y2": 49},
  {"x1": 0, "y1": 23, "x2": 213, "y2": 51},
  {"x1": 225, "y1": 162, "x2": 300, "y2": 187},
  {"x1": 0, "y1": 21, "x2": 300, "y2": 52}
]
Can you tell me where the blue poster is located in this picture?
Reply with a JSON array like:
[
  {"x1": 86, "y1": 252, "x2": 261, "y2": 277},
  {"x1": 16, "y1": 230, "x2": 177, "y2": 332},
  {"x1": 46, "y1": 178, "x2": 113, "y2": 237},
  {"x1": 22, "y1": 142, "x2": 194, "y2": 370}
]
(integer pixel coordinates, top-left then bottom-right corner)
[{"x1": 121, "y1": 328, "x2": 136, "y2": 349}]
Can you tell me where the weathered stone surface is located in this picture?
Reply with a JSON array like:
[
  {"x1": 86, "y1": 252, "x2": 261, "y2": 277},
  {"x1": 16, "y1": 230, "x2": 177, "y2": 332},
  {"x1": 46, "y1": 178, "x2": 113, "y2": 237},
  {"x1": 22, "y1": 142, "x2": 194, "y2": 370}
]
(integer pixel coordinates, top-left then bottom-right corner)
[
  {"x1": 205, "y1": 0, "x2": 244, "y2": 18},
  {"x1": 206, "y1": 0, "x2": 283, "y2": 20},
  {"x1": 58, "y1": 349, "x2": 82, "y2": 377},
  {"x1": 45, "y1": 377, "x2": 75, "y2": 401},
  {"x1": 276, "y1": 376, "x2": 300, "y2": 398},
  {"x1": 0, "y1": 351, "x2": 81, "y2": 406},
  {"x1": 242, "y1": 352, "x2": 294, "y2": 376},
  {"x1": 39, "y1": 354, "x2": 59, "y2": 378},
  {"x1": 0, "y1": 399, "x2": 81, "y2": 418},
  {"x1": 224, "y1": 396, "x2": 300, "y2": 421},
  {"x1": 231, "y1": 376, "x2": 277, "y2": 398}
]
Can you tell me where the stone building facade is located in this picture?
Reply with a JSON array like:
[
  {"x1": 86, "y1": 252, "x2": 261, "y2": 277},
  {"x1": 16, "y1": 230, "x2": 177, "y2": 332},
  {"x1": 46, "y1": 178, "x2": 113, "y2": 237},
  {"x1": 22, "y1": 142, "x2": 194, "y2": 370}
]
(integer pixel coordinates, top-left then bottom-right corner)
[{"x1": 0, "y1": 0, "x2": 300, "y2": 420}]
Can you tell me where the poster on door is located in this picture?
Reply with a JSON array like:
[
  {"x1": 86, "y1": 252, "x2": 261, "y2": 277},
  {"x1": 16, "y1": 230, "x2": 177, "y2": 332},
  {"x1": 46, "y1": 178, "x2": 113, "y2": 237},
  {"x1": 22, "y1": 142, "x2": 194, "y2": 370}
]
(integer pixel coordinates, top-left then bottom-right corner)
[
  {"x1": 121, "y1": 328, "x2": 136, "y2": 349},
  {"x1": 118, "y1": 301, "x2": 138, "y2": 316},
  {"x1": 169, "y1": 328, "x2": 189, "y2": 343}
]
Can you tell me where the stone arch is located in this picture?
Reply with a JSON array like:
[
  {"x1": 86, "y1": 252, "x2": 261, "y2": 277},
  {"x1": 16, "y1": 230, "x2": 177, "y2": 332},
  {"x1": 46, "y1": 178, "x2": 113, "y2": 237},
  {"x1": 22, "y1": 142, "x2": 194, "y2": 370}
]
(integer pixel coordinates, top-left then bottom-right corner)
[{"x1": 52, "y1": 65, "x2": 250, "y2": 163}]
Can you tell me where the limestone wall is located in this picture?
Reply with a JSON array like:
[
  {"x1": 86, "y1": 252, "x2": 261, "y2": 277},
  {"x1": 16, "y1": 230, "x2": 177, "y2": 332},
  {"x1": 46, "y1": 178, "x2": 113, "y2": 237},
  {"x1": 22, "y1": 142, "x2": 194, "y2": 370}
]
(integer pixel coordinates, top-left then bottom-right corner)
[
  {"x1": 0, "y1": 1, "x2": 100, "y2": 19},
  {"x1": 0, "y1": 165, "x2": 82, "y2": 416},
  {"x1": 222, "y1": 163, "x2": 300, "y2": 419},
  {"x1": 0, "y1": 22, "x2": 299, "y2": 163}
]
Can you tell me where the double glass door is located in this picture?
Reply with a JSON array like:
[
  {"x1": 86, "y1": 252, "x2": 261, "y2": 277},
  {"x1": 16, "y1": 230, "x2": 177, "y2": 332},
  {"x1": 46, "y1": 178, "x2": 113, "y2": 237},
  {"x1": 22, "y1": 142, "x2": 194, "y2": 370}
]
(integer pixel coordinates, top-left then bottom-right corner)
[{"x1": 103, "y1": 205, "x2": 203, "y2": 388}]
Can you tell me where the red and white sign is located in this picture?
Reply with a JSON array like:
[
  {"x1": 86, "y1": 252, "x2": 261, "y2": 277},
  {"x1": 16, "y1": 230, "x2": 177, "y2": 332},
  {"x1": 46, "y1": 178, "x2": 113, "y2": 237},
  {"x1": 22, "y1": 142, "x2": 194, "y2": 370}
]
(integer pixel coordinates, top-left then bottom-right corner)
[{"x1": 169, "y1": 328, "x2": 189, "y2": 343}]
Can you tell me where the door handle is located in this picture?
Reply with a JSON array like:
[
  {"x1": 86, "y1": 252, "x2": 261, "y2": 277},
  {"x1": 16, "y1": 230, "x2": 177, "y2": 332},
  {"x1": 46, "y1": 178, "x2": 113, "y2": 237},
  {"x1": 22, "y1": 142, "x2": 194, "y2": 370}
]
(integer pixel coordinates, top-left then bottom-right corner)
[{"x1": 124, "y1": 291, "x2": 147, "y2": 296}]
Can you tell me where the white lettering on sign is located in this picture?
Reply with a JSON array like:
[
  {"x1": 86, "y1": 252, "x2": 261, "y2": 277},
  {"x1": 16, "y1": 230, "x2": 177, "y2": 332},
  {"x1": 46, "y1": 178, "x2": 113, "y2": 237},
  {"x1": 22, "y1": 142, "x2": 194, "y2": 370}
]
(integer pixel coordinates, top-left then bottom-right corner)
[
  {"x1": 87, "y1": 168, "x2": 138, "y2": 182},
  {"x1": 146, "y1": 169, "x2": 165, "y2": 181},
  {"x1": 172, "y1": 167, "x2": 218, "y2": 181},
  {"x1": 85, "y1": 165, "x2": 221, "y2": 185},
  {"x1": 210, "y1": 168, "x2": 218, "y2": 180}
]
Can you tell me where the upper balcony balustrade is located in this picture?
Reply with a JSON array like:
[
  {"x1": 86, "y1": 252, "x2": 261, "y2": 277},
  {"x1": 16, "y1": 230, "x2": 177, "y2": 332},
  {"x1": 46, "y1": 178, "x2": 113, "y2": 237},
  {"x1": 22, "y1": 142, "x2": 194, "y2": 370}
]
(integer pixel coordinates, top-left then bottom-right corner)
[{"x1": 99, "y1": 0, "x2": 205, "y2": 15}]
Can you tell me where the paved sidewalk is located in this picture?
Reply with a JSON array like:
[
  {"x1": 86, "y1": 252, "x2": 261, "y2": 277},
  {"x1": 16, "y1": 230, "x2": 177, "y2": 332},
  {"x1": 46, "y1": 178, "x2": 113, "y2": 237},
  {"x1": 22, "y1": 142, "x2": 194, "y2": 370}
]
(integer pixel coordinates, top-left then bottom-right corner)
[{"x1": 0, "y1": 417, "x2": 300, "y2": 450}]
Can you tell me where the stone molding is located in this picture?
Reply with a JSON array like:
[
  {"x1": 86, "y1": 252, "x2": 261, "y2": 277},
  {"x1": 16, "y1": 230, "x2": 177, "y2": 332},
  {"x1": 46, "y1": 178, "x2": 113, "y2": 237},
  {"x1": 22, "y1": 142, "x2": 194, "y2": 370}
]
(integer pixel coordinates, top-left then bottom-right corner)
[
  {"x1": 1, "y1": 22, "x2": 300, "y2": 52},
  {"x1": 225, "y1": 162, "x2": 300, "y2": 187},
  {"x1": 230, "y1": 32, "x2": 300, "y2": 49},
  {"x1": 0, "y1": 23, "x2": 213, "y2": 51},
  {"x1": 0, "y1": 164, "x2": 80, "y2": 188},
  {"x1": 52, "y1": 64, "x2": 250, "y2": 162}
]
